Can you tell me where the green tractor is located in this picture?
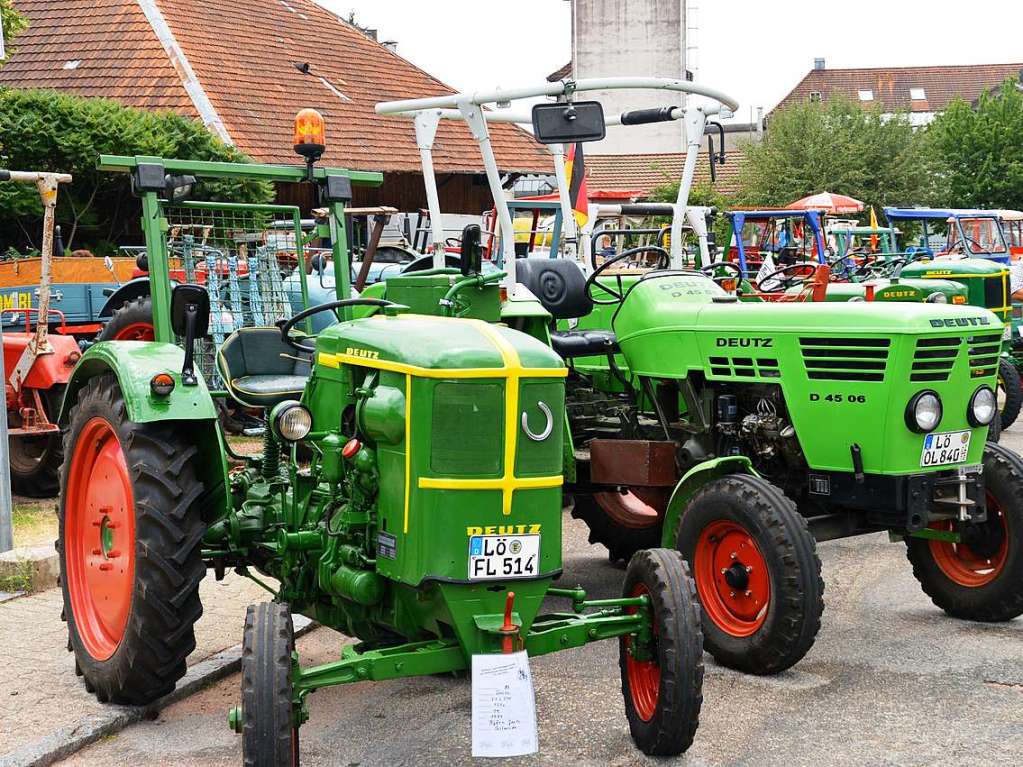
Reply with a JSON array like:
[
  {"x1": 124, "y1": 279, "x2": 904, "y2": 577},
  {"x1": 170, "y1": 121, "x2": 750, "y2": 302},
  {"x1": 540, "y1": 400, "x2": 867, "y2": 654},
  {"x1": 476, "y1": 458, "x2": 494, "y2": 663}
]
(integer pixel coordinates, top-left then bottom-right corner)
[
  {"x1": 56, "y1": 146, "x2": 708, "y2": 763},
  {"x1": 379, "y1": 79, "x2": 1023, "y2": 678}
]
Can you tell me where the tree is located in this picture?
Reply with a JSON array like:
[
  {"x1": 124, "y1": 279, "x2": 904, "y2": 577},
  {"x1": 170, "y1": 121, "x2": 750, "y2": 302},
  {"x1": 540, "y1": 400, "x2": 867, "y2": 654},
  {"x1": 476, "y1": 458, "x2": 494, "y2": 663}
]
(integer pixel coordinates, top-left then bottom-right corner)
[
  {"x1": 0, "y1": 1, "x2": 28, "y2": 57},
  {"x1": 925, "y1": 79, "x2": 1023, "y2": 210},
  {"x1": 0, "y1": 89, "x2": 273, "y2": 254},
  {"x1": 736, "y1": 96, "x2": 931, "y2": 215}
]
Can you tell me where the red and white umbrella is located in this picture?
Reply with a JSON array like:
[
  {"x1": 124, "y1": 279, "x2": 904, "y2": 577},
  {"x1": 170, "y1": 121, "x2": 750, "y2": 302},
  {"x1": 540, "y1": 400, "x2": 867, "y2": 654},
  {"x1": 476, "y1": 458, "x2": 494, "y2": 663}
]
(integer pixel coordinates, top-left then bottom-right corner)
[{"x1": 787, "y1": 192, "x2": 865, "y2": 214}]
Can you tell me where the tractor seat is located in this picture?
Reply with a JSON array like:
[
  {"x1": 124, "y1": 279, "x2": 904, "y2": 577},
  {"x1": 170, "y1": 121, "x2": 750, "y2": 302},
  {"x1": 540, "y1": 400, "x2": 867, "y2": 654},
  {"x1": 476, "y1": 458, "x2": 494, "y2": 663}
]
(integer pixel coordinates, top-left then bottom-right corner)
[
  {"x1": 550, "y1": 329, "x2": 619, "y2": 358},
  {"x1": 216, "y1": 327, "x2": 311, "y2": 409},
  {"x1": 515, "y1": 257, "x2": 618, "y2": 359}
]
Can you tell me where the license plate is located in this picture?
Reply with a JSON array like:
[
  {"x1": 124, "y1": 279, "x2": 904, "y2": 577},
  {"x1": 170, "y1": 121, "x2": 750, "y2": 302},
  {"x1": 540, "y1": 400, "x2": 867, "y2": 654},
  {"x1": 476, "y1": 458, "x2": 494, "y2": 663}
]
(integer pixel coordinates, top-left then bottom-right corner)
[
  {"x1": 468, "y1": 534, "x2": 540, "y2": 581},
  {"x1": 920, "y1": 430, "x2": 971, "y2": 467}
]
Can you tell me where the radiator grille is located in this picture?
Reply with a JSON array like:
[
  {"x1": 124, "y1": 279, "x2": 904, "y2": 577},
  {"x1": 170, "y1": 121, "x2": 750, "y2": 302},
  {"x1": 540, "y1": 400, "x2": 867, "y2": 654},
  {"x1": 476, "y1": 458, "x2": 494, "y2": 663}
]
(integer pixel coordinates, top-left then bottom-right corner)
[
  {"x1": 967, "y1": 333, "x2": 1002, "y2": 379},
  {"x1": 910, "y1": 336, "x2": 960, "y2": 382},
  {"x1": 799, "y1": 337, "x2": 890, "y2": 382}
]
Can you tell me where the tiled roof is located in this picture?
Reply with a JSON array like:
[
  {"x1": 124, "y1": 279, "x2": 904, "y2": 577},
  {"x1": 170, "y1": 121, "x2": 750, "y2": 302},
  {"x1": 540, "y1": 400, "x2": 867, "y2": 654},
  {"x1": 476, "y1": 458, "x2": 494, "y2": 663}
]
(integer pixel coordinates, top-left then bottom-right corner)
[
  {"x1": 586, "y1": 152, "x2": 742, "y2": 197},
  {"x1": 0, "y1": 0, "x2": 552, "y2": 174},
  {"x1": 773, "y1": 62, "x2": 1023, "y2": 115},
  {"x1": 0, "y1": 0, "x2": 197, "y2": 113}
]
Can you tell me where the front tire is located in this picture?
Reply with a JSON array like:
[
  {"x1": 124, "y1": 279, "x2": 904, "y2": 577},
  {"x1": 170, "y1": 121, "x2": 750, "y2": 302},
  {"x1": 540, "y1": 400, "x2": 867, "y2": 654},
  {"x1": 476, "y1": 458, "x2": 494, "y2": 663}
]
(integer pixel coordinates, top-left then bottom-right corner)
[
  {"x1": 676, "y1": 474, "x2": 824, "y2": 675},
  {"x1": 58, "y1": 374, "x2": 205, "y2": 704},
  {"x1": 242, "y1": 603, "x2": 299, "y2": 767},
  {"x1": 997, "y1": 358, "x2": 1022, "y2": 430},
  {"x1": 905, "y1": 442, "x2": 1023, "y2": 621},
  {"x1": 619, "y1": 548, "x2": 703, "y2": 756}
]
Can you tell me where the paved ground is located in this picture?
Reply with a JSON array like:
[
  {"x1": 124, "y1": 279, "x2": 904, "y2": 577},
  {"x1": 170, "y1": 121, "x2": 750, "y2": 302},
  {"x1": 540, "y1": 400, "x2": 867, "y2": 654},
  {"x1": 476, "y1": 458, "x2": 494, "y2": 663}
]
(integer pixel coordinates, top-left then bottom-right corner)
[
  {"x1": 57, "y1": 427, "x2": 1023, "y2": 767},
  {"x1": 0, "y1": 572, "x2": 272, "y2": 757}
]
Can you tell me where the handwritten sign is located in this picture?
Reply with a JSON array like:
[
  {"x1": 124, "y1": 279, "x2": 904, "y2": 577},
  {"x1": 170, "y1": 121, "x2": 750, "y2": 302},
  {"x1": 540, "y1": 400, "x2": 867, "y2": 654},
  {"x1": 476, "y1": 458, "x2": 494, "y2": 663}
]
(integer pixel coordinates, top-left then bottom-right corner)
[{"x1": 471, "y1": 651, "x2": 538, "y2": 758}]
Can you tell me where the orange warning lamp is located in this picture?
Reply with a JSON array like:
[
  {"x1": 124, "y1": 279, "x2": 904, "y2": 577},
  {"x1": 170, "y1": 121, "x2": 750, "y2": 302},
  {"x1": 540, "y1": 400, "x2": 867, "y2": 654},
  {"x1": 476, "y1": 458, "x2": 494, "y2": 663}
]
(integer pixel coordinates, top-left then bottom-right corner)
[{"x1": 294, "y1": 108, "x2": 326, "y2": 168}]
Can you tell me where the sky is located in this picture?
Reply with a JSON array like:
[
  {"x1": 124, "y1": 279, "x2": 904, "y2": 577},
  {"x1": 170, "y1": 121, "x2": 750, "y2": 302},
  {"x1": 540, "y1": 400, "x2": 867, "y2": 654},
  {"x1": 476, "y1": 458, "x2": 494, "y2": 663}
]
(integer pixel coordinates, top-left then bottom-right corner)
[{"x1": 317, "y1": 0, "x2": 1023, "y2": 120}]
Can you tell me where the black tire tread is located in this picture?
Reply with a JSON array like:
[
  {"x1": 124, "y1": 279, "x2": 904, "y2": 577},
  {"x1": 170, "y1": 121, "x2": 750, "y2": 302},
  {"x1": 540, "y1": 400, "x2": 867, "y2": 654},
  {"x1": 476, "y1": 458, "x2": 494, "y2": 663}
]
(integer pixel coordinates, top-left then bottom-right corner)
[
  {"x1": 571, "y1": 493, "x2": 663, "y2": 564},
  {"x1": 678, "y1": 474, "x2": 824, "y2": 675},
  {"x1": 998, "y1": 358, "x2": 1022, "y2": 430},
  {"x1": 619, "y1": 548, "x2": 704, "y2": 756},
  {"x1": 58, "y1": 373, "x2": 205, "y2": 705},
  {"x1": 97, "y1": 296, "x2": 154, "y2": 342},
  {"x1": 242, "y1": 602, "x2": 297, "y2": 767}
]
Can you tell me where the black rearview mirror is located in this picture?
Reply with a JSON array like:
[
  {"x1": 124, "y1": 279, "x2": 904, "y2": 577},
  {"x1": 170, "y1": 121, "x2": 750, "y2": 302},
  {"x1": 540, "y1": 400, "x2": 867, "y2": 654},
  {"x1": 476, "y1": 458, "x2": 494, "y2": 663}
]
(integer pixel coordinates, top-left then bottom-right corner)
[
  {"x1": 531, "y1": 101, "x2": 606, "y2": 145},
  {"x1": 164, "y1": 174, "x2": 197, "y2": 203},
  {"x1": 460, "y1": 224, "x2": 482, "y2": 276},
  {"x1": 171, "y1": 284, "x2": 210, "y2": 387}
]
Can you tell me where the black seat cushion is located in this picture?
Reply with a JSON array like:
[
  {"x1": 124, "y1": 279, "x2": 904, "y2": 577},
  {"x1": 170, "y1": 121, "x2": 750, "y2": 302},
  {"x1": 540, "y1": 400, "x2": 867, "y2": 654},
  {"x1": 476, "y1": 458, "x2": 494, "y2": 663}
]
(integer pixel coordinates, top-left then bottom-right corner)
[
  {"x1": 515, "y1": 258, "x2": 593, "y2": 319},
  {"x1": 550, "y1": 329, "x2": 618, "y2": 358},
  {"x1": 216, "y1": 327, "x2": 311, "y2": 409}
]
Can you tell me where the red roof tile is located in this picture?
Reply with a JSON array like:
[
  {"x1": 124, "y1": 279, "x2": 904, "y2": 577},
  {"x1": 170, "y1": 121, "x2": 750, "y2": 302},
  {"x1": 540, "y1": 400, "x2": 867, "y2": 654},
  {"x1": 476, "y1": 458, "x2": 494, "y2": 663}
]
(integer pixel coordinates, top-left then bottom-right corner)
[
  {"x1": 586, "y1": 152, "x2": 741, "y2": 197},
  {"x1": 0, "y1": 0, "x2": 552, "y2": 174},
  {"x1": 773, "y1": 62, "x2": 1023, "y2": 115},
  {"x1": 0, "y1": 0, "x2": 197, "y2": 114}
]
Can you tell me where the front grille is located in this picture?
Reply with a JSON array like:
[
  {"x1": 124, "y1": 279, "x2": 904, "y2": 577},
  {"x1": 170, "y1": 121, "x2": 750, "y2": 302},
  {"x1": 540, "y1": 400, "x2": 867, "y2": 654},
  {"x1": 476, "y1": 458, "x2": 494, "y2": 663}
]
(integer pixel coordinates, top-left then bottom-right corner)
[
  {"x1": 911, "y1": 336, "x2": 960, "y2": 382},
  {"x1": 708, "y1": 356, "x2": 781, "y2": 379},
  {"x1": 431, "y1": 382, "x2": 503, "y2": 475},
  {"x1": 968, "y1": 333, "x2": 1002, "y2": 378},
  {"x1": 799, "y1": 337, "x2": 890, "y2": 382}
]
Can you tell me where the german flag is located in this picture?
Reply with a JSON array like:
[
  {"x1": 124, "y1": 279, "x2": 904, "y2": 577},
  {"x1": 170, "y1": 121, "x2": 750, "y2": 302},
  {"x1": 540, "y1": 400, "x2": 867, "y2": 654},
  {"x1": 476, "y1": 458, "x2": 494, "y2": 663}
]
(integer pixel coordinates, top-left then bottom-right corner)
[{"x1": 565, "y1": 142, "x2": 589, "y2": 228}]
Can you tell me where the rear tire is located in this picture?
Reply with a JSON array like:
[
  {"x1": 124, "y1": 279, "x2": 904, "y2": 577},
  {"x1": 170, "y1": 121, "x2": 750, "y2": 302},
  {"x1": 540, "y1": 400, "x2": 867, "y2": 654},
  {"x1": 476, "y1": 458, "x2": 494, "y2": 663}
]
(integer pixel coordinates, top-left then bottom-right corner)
[
  {"x1": 58, "y1": 373, "x2": 205, "y2": 704},
  {"x1": 619, "y1": 548, "x2": 703, "y2": 756},
  {"x1": 98, "y1": 296, "x2": 155, "y2": 342},
  {"x1": 676, "y1": 474, "x2": 824, "y2": 675},
  {"x1": 571, "y1": 492, "x2": 663, "y2": 564},
  {"x1": 997, "y1": 358, "x2": 1022, "y2": 430},
  {"x1": 905, "y1": 442, "x2": 1023, "y2": 621},
  {"x1": 242, "y1": 602, "x2": 299, "y2": 767}
]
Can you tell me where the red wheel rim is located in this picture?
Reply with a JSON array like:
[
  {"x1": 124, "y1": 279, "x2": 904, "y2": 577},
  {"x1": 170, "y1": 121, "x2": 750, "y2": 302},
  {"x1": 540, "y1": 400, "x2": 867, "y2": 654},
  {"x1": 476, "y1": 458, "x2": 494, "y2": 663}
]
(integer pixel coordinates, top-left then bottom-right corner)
[
  {"x1": 595, "y1": 487, "x2": 667, "y2": 530},
  {"x1": 929, "y1": 492, "x2": 1009, "y2": 587},
  {"x1": 624, "y1": 582, "x2": 660, "y2": 721},
  {"x1": 110, "y1": 322, "x2": 155, "y2": 341},
  {"x1": 65, "y1": 417, "x2": 136, "y2": 660},
  {"x1": 693, "y1": 520, "x2": 770, "y2": 637}
]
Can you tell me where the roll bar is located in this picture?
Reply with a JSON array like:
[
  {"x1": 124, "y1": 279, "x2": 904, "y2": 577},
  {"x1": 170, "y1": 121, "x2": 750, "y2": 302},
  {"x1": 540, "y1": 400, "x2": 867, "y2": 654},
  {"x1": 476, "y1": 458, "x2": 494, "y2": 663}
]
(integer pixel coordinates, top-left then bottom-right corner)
[{"x1": 377, "y1": 78, "x2": 738, "y2": 288}]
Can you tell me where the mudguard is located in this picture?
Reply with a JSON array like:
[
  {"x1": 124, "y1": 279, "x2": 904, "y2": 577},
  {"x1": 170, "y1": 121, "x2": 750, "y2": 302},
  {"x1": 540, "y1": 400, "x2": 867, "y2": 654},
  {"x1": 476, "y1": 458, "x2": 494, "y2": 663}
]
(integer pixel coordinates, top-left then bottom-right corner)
[
  {"x1": 59, "y1": 341, "x2": 228, "y2": 521},
  {"x1": 660, "y1": 456, "x2": 758, "y2": 548},
  {"x1": 59, "y1": 342, "x2": 218, "y2": 423}
]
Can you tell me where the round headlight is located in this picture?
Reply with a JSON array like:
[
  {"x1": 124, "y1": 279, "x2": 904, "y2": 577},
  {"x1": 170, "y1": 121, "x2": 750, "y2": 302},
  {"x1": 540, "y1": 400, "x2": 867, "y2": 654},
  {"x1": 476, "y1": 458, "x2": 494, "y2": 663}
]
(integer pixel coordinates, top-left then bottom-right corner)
[
  {"x1": 271, "y1": 401, "x2": 312, "y2": 442},
  {"x1": 925, "y1": 291, "x2": 948, "y2": 304},
  {"x1": 906, "y1": 391, "x2": 942, "y2": 433},
  {"x1": 968, "y1": 386, "x2": 996, "y2": 427}
]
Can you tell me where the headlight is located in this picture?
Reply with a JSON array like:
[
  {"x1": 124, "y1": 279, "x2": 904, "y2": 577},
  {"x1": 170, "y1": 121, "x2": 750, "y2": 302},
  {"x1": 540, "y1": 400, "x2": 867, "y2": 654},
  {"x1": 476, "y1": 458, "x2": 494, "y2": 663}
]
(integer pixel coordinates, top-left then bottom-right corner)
[
  {"x1": 968, "y1": 386, "x2": 996, "y2": 427},
  {"x1": 925, "y1": 291, "x2": 948, "y2": 303},
  {"x1": 905, "y1": 391, "x2": 942, "y2": 433},
  {"x1": 271, "y1": 401, "x2": 313, "y2": 441}
]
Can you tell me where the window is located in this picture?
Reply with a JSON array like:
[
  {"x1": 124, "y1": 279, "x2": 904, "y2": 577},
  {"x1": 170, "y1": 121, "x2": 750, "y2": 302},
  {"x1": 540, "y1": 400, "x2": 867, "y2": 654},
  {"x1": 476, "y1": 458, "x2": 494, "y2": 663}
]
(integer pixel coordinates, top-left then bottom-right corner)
[
  {"x1": 809, "y1": 91, "x2": 822, "y2": 102},
  {"x1": 910, "y1": 87, "x2": 926, "y2": 100},
  {"x1": 858, "y1": 89, "x2": 874, "y2": 101}
]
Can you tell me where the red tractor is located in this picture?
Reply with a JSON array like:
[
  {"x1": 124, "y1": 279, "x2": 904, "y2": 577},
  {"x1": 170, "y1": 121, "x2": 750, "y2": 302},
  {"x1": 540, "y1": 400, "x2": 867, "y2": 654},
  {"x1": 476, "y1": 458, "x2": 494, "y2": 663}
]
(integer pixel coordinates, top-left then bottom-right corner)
[{"x1": 2, "y1": 170, "x2": 79, "y2": 496}]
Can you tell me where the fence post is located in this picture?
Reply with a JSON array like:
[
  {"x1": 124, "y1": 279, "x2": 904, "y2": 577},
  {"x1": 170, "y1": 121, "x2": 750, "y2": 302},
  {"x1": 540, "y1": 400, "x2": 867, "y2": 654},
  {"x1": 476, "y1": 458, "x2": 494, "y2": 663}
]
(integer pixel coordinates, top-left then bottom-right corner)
[{"x1": 0, "y1": 319, "x2": 13, "y2": 553}]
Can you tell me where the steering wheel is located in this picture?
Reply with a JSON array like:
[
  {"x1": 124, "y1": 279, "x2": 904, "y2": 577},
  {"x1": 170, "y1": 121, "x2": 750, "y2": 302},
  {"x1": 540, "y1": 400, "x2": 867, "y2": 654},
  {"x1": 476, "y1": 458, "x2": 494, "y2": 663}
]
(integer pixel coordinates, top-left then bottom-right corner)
[
  {"x1": 756, "y1": 262, "x2": 819, "y2": 293},
  {"x1": 591, "y1": 241, "x2": 670, "y2": 271},
  {"x1": 827, "y1": 252, "x2": 857, "y2": 279},
  {"x1": 279, "y1": 298, "x2": 397, "y2": 352},
  {"x1": 861, "y1": 256, "x2": 907, "y2": 279},
  {"x1": 700, "y1": 260, "x2": 743, "y2": 286},
  {"x1": 585, "y1": 246, "x2": 671, "y2": 305},
  {"x1": 445, "y1": 237, "x2": 462, "y2": 248}
]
